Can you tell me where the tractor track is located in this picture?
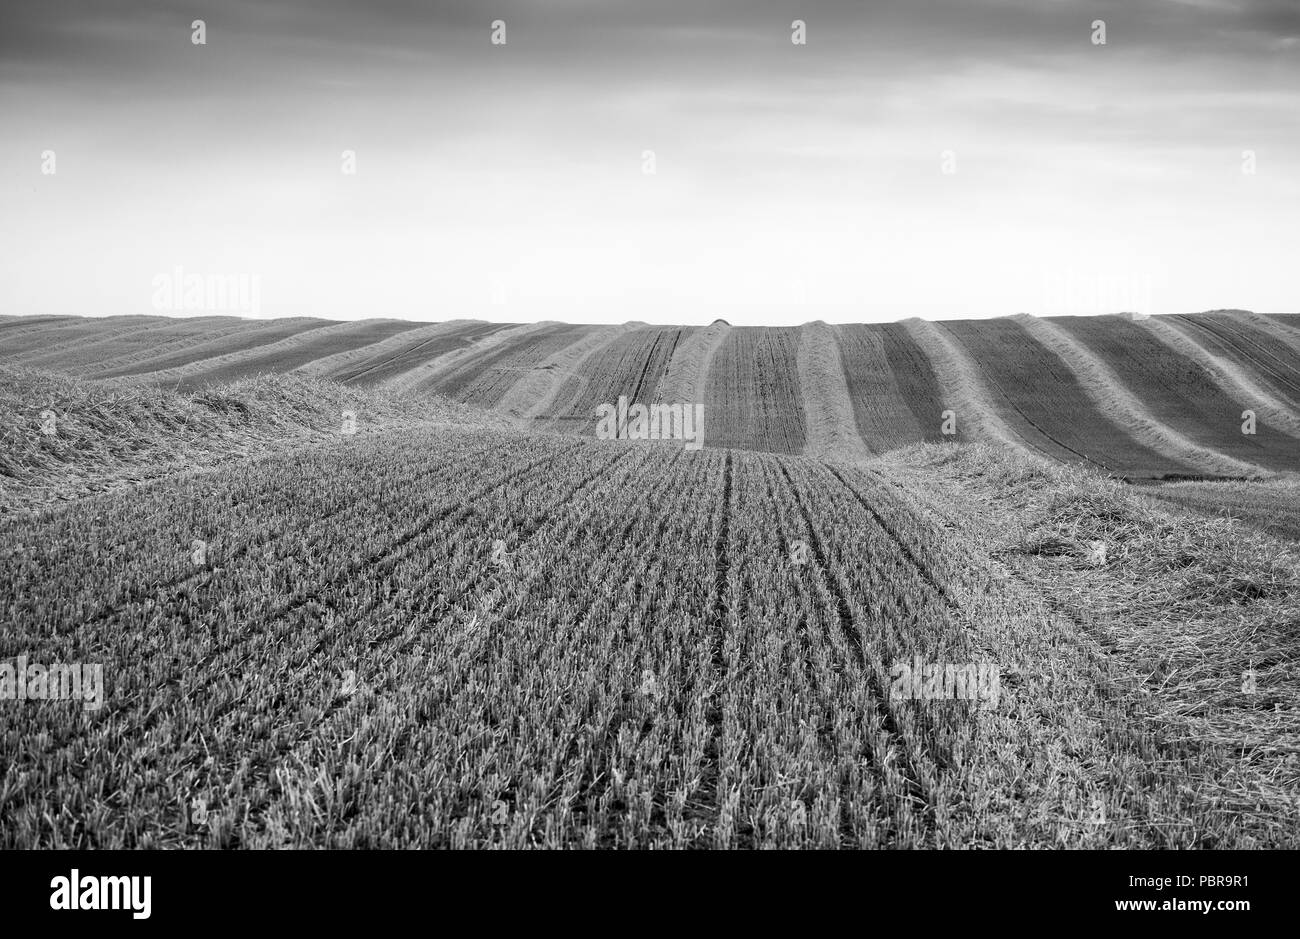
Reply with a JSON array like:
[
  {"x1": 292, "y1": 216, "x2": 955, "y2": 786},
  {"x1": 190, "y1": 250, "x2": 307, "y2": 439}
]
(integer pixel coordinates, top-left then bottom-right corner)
[
  {"x1": 825, "y1": 464, "x2": 959, "y2": 610},
  {"x1": 1176, "y1": 315, "x2": 1300, "y2": 402},
  {"x1": 688, "y1": 449, "x2": 732, "y2": 843},
  {"x1": 774, "y1": 458, "x2": 936, "y2": 844}
]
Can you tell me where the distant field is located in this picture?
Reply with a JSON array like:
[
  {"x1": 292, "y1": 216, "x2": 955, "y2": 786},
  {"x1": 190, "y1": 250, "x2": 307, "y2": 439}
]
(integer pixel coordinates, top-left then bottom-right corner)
[
  {"x1": 171, "y1": 320, "x2": 428, "y2": 388},
  {"x1": 329, "y1": 321, "x2": 516, "y2": 388},
  {"x1": 1142, "y1": 478, "x2": 1300, "y2": 542},
  {"x1": 94, "y1": 318, "x2": 332, "y2": 380},
  {"x1": 1173, "y1": 313, "x2": 1300, "y2": 411},
  {"x1": 2, "y1": 311, "x2": 1296, "y2": 479},
  {"x1": 1049, "y1": 315, "x2": 1299, "y2": 475},
  {"x1": 836, "y1": 323, "x2": 948, "y2": 453},
  {"x1": 429, "y1": 323, "x2": 593, "y2": 407},
  {"x1": 703, "y1": 326, "x2": 806, "y2": 453},
  {"x1": 540, "y1": 325, "x2": 693, "y2": 432},
  {"x1": 946, "y1": 319, "x2": 1196, "y2": 477}
]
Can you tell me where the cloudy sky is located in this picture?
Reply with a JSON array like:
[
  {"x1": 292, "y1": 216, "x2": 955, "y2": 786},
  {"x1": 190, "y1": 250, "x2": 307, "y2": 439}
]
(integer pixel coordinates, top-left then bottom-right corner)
[{"x1": 1, "y1": 0, "x2": 1297, "y2": 325}]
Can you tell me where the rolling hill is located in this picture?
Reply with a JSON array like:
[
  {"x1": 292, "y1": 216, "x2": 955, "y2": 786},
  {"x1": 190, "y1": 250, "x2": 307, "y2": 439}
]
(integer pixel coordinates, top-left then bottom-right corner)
[
  {"x1": 3, "y1": 310, "x2": 1296, "y2": 481},
  {"x1": 3, "y1": 310, "x2": 1298, "y2": 849}
]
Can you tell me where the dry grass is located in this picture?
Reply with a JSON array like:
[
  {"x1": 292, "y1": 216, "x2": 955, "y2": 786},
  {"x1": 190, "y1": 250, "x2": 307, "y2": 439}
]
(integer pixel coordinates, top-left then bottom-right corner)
[
  {"x1": 653, "y1": 321, "x2": 729, "y2": 408},
  {"x1": 0, "y1": 367, "x2": 511, "y2": 514},
  {"x1": 1142, "y1": 478, "x2": 1300, "y2": 542},
  {"x1": 796, "y1": 321, "x2": 870, "y2": 461},
  {"x1": 899, "y1": 317, "x2": 1022, "y2": 449},
  {"x1": 885, "y1": 442, "x2": 1300, "y2": 846}
]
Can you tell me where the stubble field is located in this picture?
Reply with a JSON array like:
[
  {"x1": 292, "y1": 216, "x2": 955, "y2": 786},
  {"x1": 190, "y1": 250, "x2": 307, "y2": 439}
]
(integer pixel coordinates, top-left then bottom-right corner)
[{"x1": 1, "y1": 311, "x2": 1298, "y2": 848}]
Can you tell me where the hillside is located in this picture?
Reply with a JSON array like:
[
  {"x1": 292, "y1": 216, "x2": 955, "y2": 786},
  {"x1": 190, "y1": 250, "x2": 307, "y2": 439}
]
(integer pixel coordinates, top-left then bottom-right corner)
[
  {"x1": 3, "y1": 317, "x2": 1297, "y2": 848},
  {"x1": 0, "y1": 367, "x2": 513, "y2": 513},
  {"x1": 3, "y1": 310, "x2": 1296, "y2": 482},
  {"x1": 3, "y1": 422, "x2": 1296, "y2": 848}
]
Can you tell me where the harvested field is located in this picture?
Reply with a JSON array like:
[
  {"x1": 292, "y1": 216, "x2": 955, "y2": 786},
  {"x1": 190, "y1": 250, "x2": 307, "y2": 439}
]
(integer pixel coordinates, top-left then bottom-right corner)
[
  {"x1": 8, "y1": 0, "x2": 1299, "y2": 876},
  {"x1": 492, "y1": 325, "x2": 631, "y2": 424},
  {"x1": 3, "y1": 312, "x2": 1298, "y2": 851},
  {"x1": 1172, "y1": 313, "x2": 1300, "y2": 411},
  {"x1": 397, "y1": 323, "x2": 550, "y2": 398},
  {"x1": 945, "y1": 318, "x2": 1198, "y2": 479},
  {"x1": 0, "y1": 368, "x2": 511, "y2": 512},
  {"x1": 0, "y1": 316, "x2": 160, "y2": 364},
  {"x1": 538, "y1": 326, "x2": 692, "y2": 433},
  {"x1": 1265, "y1": 313, "x2": 1300, "y2": 338},
  {"x1": 1141, "y1": 478, "x2": 1300, "y2": 542},
  {"x1": 333, "y1": 321, "x2": 516, "y2": 388},
  {"x1": 702, "y1": 326, "x2": 806, "y2": 453},
  {"x1": 426, "y1": 323, "x2": 595, "y2": 407},
  {"x1": 91, "y1": 318, "x2": 335, "y2": 379},
  {"x1": 9, "y1": 311, "x2": 1295, "y2": 481},
  {"x1": 72, "y1": 317, "x2": 293, "y2": 379},
  {"x1": 4, "y1": 397, "x2": 1296, "y2": 847},
  {"x1": 1137, "y1": 315, "x2": 1300, "y2": 442},
  {"x1": 797, "y1": 322, "x2": 869, "y2": 461},
  {"x1": 0, "y1": 315, "x2": 73, "y2": 333},
  {"x1": 170, "y1": 320, "x2": 428, "y2": 388},
  {"x1": 1051, "y1": 315, "x2": 1298, "y2": 474},
  {"x1": 836, "y1": 323, "x2": 945, "y2": 453},
  {"x1": 652, "y1": 321, "x2": 729, "y2": 408},
  {"x1": 899, "y1": 318, "x2": 1019, "y2": 447}
]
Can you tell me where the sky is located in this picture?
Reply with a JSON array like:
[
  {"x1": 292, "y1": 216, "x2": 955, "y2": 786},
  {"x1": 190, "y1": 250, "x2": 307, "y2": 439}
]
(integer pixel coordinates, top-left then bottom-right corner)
[{"x1": 0, "y1": 0, "x2": 1297, "y2": 325}]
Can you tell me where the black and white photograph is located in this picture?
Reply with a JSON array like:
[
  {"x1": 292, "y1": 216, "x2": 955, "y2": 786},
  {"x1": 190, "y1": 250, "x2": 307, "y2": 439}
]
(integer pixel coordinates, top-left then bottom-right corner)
[{"x1": 1, "y1": 0, "x2": 1296, "y2": 920}]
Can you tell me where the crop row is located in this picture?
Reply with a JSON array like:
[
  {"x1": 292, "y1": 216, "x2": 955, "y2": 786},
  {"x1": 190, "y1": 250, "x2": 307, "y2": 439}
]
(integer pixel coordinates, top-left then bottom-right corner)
[{"x1": 3, "y1": 426, "x2": 1007, "y2": 847}]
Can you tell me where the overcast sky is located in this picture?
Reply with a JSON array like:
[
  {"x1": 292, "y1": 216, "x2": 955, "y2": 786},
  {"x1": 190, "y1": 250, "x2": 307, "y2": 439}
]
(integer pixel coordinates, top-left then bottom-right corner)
[{"x1": 1, "y1": 0, "x2": 1297, "y2": 324}]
